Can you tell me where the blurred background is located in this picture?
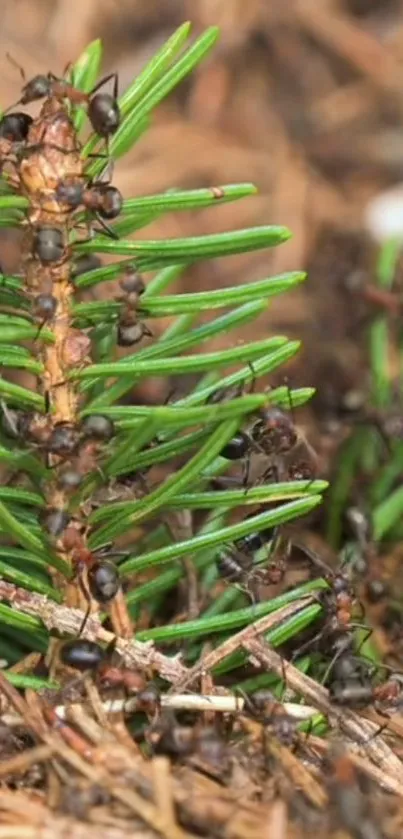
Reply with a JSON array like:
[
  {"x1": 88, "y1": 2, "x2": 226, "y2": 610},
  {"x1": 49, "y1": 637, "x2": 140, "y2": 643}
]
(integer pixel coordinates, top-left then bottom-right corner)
[{"x1": 2, "y1": 0, "x2": 403, "y2": 451}]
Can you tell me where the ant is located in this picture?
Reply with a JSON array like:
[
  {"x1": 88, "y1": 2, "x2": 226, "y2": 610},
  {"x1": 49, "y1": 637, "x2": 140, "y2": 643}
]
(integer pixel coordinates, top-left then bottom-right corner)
[
  {"x1": 55, "y1": 414, "x2": 116, "y2": 492},
  {"x1": 60, "y1": 637, "x2": 160, "y2": 714},
  {"x1": 59, "y1": 521, "x2": 121, "y2": 630},
  {"x1": 6, "y1": 59, "x2": 120, "y2": 144},
  {"x1": 71, "y1": 253, "x2": 102, "y2": 280},
  {"x1": 0, "y1": 111, "x2": 33, "y2": 177},
  {"x1": 211, "y1": 380, "x2": 317, "y2": 489},
  {"x1": 326, "y1": 746, "x2": 383, "y2": 839},
  {"x1": 55, "y1": 172, "x2": 123, "y2": 239},
  {"x1": 150, "y1": 714, "x2": 227, "y2": 772},
  {"x1": 346, "y1": 506, "x2": 390, "y2": 604},
  {"x1": 31, "y1": 225, "x2": 66, "y2": 265},
  {"x1": 60, "y1": 638, "x2": 106, "y2": 672},
  {"x1": 0, "y1": 401, "x2": 81, "y2": 463},
  {"x1": 290, "y1": 544, "x2": 372, "y2": 684},
  {"x1": 216, "y1": 513, "x2": 285, "y2": 601},
  {"x1": 243, "y1": 689, "x2": 296, "y2": 746},
  {"x1": 0, "y1": 111, "x2": 32, "y2": 142},
  {"x1": 328, "y1": 649, "x2": 403, "y2": 715},
  {"x1": 116, "y1": 265, "x2": 151, "y2": 346}
]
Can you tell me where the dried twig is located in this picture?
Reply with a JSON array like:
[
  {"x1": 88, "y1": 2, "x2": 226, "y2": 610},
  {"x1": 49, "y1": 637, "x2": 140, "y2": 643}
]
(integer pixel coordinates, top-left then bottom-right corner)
[{"x1": 242, "y1": 635, "x2": 403, "y2": 790}]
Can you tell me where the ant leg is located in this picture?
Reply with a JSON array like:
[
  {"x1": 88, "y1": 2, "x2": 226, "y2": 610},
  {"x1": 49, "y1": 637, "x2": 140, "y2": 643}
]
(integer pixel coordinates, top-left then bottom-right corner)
[
  {"x1": 355, "y1": 626, "x2": 373, "y2": 653},
  {"x1": 61, "y1": 63, "x2": 72, "y2": 79},
  {"x1": 210, "y1": 475, "x2": 245, "y2": 489},
  {"x1": 242, "y1": 450, "x2": 251, "y2": 492},
  {"x1": 291, "y1": 631, "x2": 324, "y2": 662},
  {"x1": 0, "y1": 399, "x2": 20, "y2": 437},
  {"x1": 90, "y1": 73, "x2": 119, "y2": 98},
  {"x1": 93, "y1": 213, "x2": 118, "y2": 240},
  {"x1": 6, "y1": 53, "x2": 26, "y2": 81},
  {"x1": 77, "y1": 573, "x2": 93, "y2": 635},
  {"x1": 321, "y1": 638, "x2": 352, "y2": 686}
]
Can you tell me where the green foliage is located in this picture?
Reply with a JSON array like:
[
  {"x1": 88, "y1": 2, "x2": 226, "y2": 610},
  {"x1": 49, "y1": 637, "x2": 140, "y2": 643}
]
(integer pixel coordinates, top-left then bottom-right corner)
[
  {"x1": 0, "y1": 28, "x2": 327, "y2": 690},
  {"x1": 326, "y1": 238, "x2": 403, "y2": 548}
]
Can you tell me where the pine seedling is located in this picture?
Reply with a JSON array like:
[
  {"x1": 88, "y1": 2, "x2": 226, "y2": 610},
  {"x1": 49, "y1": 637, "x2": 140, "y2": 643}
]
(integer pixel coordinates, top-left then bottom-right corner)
[{"x1": 0, "y1": 28, "x2": 327, "y2": 693}]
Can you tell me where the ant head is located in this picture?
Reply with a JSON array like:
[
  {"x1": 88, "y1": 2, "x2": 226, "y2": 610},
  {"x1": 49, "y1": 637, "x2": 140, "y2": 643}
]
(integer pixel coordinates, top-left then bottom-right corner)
[
  {"x1": 21, "y1": 75, "x2": 51, "y2": 103},
  {"x1": 56, "y1": 179, "x2": 83, "y2": 208},
  {"x1": 33, "y1": 293, "x2": 57, "y2": 321},
  {"x1": 47, "y1": 422, "x2": 80, "y2": 457}
]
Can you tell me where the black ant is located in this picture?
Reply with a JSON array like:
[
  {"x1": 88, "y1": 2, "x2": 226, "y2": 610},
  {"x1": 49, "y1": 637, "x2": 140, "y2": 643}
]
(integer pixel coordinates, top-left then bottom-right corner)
[
  {"x1": 60, "y1": 638, "x2": 106, "y2": 672},
  {"x1": 116, "y1": 265, "x2": 151, "y2": 346},
  {"x1": 328, "y1": 650, "x2": 403, "y2": 712},
  {"x1": 216, "y1": 514, "x2": 286, "y2": 601},
  {"x1": 346, "y1": 506, "x2": 390, "y2": 604},
  {"x1": 211, "y1": 380, "x2": 317, "y2": 488},
  {"x1": 6, "y1": 59, "x2": 120, "y2": 145},
  {"x1": 56, "y1": 172, "x2": 123, "y2": 239},
  {"x1": 0, "y1": 111, "x2": 32, "y2": 142}
]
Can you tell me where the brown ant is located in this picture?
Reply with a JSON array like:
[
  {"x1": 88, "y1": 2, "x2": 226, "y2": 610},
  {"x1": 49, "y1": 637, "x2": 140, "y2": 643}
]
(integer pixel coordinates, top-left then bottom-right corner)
[
  {"x1": 244, "y1": 689, "x2": 296, "y2": 746},
  {"x1": 58, "y1": 520, "x2": 121, "y2": 630},
  {"x1": 0, "y1": 402, "x2": 82, "y2": 466},
  {"x1": 116, "y1": 265, "x2": 152, "y2": 346},
  {"x1": 6, "y1": 59, "x2": 120, "y2": 145},
  {"x1": 150, "y1": 714, "x2": 227, "y2": 772},
  {"x1": 290, "y1": 544, "x2": 372, "y2": 684},
  {"x1": 55, "y1": 414, "x2": 116, "y2": 492},
  {"x1": 60, "y1": 638, "x2": 159, "y2": 715}
]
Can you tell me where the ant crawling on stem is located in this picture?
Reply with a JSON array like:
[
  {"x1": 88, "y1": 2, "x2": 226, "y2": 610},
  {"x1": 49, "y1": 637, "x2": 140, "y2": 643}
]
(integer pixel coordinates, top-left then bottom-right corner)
[
  {"x1": 290, "y1": 543, "x2": 372, "y2": 685},
  {"x1": 216, "y1": 509, "x2": 288, "y2": 602},
  {"x1": 210, "y1": 378, "x2": 318, "y2": 491},
  {"x1": 5, "y1": 56, "x2": 120, "y2": 145}
]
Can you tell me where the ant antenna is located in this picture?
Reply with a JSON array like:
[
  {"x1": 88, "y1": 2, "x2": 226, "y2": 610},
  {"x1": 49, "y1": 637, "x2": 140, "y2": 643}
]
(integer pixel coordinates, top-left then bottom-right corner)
[{"x1": 6, "y1": 52, "x2": 26, "y2": 82}]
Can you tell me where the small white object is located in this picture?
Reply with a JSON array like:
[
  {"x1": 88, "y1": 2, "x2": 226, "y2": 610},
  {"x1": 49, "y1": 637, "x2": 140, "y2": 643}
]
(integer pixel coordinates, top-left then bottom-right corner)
[{"x1": 365, "y1": 186, "x2": 403, "y2": 243}]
